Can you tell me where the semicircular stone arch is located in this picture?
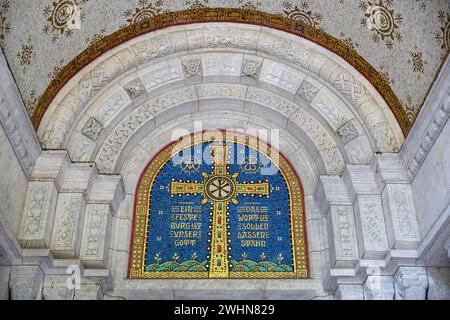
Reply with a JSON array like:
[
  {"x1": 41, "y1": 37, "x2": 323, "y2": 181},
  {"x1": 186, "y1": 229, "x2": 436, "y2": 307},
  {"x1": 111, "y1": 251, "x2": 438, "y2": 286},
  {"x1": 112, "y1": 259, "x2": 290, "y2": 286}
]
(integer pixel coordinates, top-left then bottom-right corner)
[
  {"x1": 32, "y1": 9, "x2": 411, "y2": 136},
  {"x1": 36, "y1": 23, "x2": 404, "y2": 176}
]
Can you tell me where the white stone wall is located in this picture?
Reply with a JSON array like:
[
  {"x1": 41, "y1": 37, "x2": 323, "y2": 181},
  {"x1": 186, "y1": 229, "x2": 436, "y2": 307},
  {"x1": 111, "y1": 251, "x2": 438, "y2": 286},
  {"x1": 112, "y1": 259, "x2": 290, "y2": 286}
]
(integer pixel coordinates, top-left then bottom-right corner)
[
  {"x1": 400, "y1": 57, "x2": 450, "y2": 267},
  {"x1": 412, "y1": 119, "x2": 450, "y2": 238},
  {"x1": 0, "y1": 123, "x2": 28, "y2": 238}
]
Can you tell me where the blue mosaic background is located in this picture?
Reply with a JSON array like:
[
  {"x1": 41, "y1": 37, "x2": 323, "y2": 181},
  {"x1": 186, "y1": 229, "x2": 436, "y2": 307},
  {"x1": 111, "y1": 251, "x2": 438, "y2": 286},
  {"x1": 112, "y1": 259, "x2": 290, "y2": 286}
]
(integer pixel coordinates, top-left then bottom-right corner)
[{"x1": 145, "y1": 141, "x2": 293, "y2": 272}]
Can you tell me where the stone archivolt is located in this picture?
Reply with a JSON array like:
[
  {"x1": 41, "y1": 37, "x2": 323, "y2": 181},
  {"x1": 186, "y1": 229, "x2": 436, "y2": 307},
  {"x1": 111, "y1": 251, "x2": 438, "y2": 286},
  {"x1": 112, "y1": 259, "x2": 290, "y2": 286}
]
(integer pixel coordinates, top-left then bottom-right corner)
[
  {"x1": 37, "y1": 24, "x2": 404, "y2": 179},
  {"x1": 29, "y1": 9, "x2": 414, "y2": 136}
]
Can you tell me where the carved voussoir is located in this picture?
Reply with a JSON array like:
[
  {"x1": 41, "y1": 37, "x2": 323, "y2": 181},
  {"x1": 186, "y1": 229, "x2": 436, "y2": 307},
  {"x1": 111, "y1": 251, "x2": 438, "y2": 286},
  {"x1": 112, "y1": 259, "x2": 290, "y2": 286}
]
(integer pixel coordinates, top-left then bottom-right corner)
[{"x1": 182, "y1": 57, "x2": 202, "y2": 78}]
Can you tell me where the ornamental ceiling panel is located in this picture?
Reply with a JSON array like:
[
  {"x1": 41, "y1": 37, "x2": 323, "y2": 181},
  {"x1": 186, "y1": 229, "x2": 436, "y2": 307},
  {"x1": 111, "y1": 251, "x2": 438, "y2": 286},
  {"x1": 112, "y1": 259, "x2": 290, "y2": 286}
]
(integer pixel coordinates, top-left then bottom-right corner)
[{"x1": 0, "y1": 0, "x2": 448, "y2": 131}]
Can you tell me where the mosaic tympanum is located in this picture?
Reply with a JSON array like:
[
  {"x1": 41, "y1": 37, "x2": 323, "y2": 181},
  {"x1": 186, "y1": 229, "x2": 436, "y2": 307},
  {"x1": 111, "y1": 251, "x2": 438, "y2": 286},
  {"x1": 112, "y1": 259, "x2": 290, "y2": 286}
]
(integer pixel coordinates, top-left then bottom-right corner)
[{"x1": 129, "y1": 131, "x2": 308, "y2": 279}]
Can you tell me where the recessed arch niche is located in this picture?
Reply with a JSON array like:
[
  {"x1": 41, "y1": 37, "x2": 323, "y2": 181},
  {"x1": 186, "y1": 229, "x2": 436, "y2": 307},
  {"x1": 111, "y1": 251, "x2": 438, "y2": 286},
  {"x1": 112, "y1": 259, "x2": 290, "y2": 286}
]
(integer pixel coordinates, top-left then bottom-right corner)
[{"x1": 129, "y1": 130, "x2": 309, "y2": 279}]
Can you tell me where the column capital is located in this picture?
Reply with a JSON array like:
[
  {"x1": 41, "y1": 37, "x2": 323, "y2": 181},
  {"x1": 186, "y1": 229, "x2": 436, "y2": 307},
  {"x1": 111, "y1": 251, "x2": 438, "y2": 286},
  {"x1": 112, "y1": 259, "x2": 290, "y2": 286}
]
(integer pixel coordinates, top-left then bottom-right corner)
[
  {"x1": 9, "y1": 265, "x2": 43, "y2": 300},
  {"x1": 394, "y1": 266, "x2": 428, "y2": 300}
]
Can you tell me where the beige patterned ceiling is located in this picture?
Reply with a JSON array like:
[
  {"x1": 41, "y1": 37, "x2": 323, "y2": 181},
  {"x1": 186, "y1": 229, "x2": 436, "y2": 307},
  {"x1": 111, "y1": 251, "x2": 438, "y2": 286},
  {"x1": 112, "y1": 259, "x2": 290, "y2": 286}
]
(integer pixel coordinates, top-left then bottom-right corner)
[{"x1": 0, "y1": 0, "x2": 448, "y2": 129}]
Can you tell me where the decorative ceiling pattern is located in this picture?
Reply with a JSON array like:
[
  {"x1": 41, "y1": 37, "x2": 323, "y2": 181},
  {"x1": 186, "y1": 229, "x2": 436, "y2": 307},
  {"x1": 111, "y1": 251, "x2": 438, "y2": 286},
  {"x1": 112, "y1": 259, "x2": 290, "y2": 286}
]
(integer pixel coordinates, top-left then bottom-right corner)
[{"x1": 0, "y1": 0, "x2": 448, "y2": 129}]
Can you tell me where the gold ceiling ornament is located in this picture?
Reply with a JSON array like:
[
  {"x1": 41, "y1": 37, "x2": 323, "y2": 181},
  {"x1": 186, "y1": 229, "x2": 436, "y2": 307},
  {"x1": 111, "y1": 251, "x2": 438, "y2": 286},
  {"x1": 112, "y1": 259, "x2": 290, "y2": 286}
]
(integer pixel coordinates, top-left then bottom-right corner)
[
  {"x1": 361, "y1": 0, "x2": 403, "y2": 49},
  {"x1": 32, "y1": 8, "x2": 411, "y2": 135},
  {"x1": 283, "y1": 1, "x2": 323, "y2": 29},
  {"x1": 42, "y1": 0, "x2": 88, "y2": 42},
  {"x1": 435, "y1": 10, "x2": 450, "y2": 60},
  {"x1": 123, "y1": 0, "x2": 163, "y2": 25},
  {"x1": 0, "y1": 0, "x2": 11, "y2": 42}
]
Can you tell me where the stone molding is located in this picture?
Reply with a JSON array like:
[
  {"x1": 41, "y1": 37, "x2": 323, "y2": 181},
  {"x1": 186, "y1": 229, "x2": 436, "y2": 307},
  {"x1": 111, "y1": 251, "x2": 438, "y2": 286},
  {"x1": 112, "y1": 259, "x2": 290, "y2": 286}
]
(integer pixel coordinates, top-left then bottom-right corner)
[
  {"x1": 0, "y1": 50, "x2": 41, "y2": 178},
  {"x1": 401, "y1": 56, "x2": 450, "y2": 178}
]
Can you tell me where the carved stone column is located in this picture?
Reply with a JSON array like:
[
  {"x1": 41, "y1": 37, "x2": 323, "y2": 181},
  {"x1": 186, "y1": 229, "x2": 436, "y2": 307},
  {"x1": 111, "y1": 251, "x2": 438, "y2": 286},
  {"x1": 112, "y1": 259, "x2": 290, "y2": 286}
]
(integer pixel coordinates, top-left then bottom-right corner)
[
  {"x1": 363, "y1": 275, "x2": 394, "y2": 300},
  {"x1": 80, "y1": 204, "x2": 112, "y2": 268},
  {"x1": 80, "y1": 174, "x2": 123, "y2": 269},
  {"x1": 318, "y1": 177, "x2": 360, "y2": 270},
  {"x1": 9, "y1": 266, "x2": 43, "y2": 300},
  {"x1": 335, "y1": 284, "x2": 364, "y2": 300},
  {"x1": 344, "y1": 165, "x2": 389, "y2": 259},
  {"x1": 329, "y1": 206, "x2": 360, "y2": 266},
  {"x1": 50, "y1": 193, "x2": 86, "y2": 258},
  {"x1": 18, "y1": 181, "x2": 58, "y2": 248},
  {"x1": 377, "y1": 155, "x2": 421, "y2": 250},
  {"x1": 382, "y1": 184, "x2": 421, "y2": 249},
  {"x1": 14, "y1": 151, "x2": 124, "y2": 299},
  {"x1": 394, "y1": 267, "x2": 428, "y2": 300}
]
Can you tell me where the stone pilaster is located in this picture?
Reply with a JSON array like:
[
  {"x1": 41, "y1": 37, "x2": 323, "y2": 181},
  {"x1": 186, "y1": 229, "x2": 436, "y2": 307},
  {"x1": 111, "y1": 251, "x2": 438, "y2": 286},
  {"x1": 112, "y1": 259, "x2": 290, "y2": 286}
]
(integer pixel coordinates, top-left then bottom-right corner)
[
  {"x1": 18, "y1": 181, "x2": 58, "y2": 248},
  {"x1": 382, "y1": 184, "x2": 421, "y2": 249},
  {"x1": 344, "y1": 165, "x2": 389, "y2": 259},
  {"x1": 328, "y1": 205, "x2": 359, "y2": 267},
  {"x1": 318, "y1": 177, "x2": 360, "y2": 270},
  {"x1": 50, "y1": 193, "x2": 86, "y2": 258},
  {"x1": 354, "y1": 195, "x2": 389, "y2": 258},
  {"x1": 376, "y1": 155, "x2": 421, "y2": 250},
  {"x1": 80, "y1": 204, "x2": 112, "y2": 268},
  {"x1": 17, "y1": 150, "x2": 124, "y2": 272}
]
